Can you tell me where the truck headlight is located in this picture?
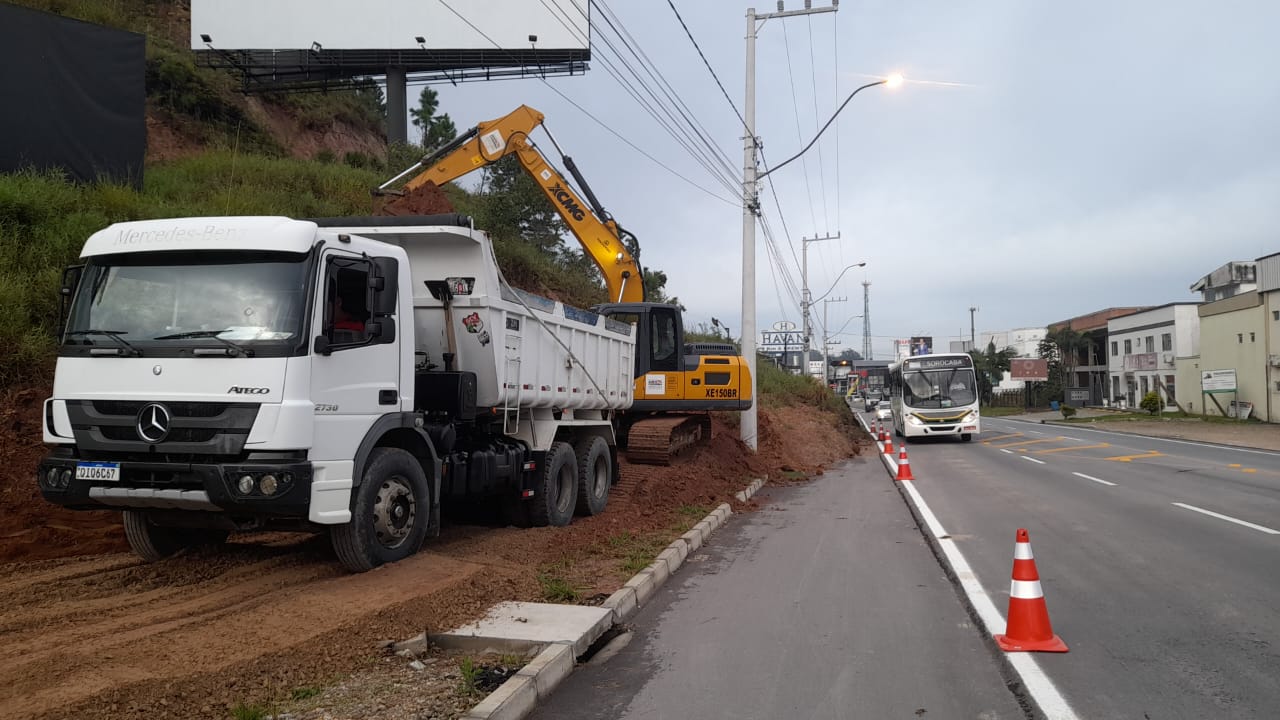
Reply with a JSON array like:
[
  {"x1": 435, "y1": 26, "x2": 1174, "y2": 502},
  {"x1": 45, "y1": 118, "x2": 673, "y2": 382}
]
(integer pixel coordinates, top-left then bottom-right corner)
[
  {"x1": 259, "y1": 474, "x2": 279, "y2": 496},
  {"x1": 59, "y1": 468, "x2": 73, "y2": 488},
  {"x1": 238, "y1": 475, "x2": 256, "y2": 495}
]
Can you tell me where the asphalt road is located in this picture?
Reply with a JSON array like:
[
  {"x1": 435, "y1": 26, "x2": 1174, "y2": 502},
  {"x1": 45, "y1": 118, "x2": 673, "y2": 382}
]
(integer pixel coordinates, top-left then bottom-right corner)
[
  {"x1": 530, "y1": 457, "x2": 1028, "y2": 720},
  {"x1": 880, "y1": 414, "x2": 1280, "y2": 719}
]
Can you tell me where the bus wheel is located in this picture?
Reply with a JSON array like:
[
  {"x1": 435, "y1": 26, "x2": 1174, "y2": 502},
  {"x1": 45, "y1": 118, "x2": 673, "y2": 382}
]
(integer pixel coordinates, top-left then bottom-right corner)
[
  {"x1": 332, "y1": 447, "x2": 430, "y2": 572},
  {"x1": 961, "y1": 434, "x2": 973, "y2": 442}
]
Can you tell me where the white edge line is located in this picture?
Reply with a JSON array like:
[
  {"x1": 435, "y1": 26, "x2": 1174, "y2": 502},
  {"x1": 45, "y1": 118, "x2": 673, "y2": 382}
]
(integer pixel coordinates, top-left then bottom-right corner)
[
  {"x1": 1021, "y1": 456, "x2": 1046, "y2": 465},
  {"x1": 900, "y1": 481, "x2": 1080, "y2": 719},
  {"x1": 1172, "y1": 502, "x2": 1280, "y2": 535},
  {"x1": 1000, "y1": 448, "x2": 1014, "y2": 454},
  {"x1": 1027, "y1": 430, "x2": 1043, "y2": 435},
  {"x1": 1071, "y1": 472, "x2": 1116, "y2": 487}
]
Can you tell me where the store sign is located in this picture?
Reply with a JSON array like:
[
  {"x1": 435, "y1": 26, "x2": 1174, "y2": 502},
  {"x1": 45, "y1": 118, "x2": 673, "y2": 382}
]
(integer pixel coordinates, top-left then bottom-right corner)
[{"x1": 1010, "y1": 358, "x2": 1049, "y2": 381}]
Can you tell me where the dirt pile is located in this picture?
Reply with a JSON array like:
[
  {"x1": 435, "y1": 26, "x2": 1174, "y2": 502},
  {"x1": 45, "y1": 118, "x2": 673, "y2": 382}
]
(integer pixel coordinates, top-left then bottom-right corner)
[
  {"x1": 376, "y1": 180, "x2": 457, "y2": 216},
  {"x1": 0, "y1": 393, "x2": 864, "y2": 719}
]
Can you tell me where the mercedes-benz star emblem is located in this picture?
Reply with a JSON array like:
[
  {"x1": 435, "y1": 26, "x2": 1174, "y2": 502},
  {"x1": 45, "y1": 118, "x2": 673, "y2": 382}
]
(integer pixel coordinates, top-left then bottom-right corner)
[
  {"x1": 152, "y1": 365, "x2": 163, "y2": 376},
  {"x1": 136, "y1": 403, "x2": 172, "y2": 444}
]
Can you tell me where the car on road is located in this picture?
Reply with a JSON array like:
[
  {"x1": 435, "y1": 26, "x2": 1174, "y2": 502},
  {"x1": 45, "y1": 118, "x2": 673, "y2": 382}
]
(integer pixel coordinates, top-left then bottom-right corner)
[
  {"x1": 863, "y1": 391, "x2": 882, "y2": 412},
  {"x1": 875, "y1": 404, "x2": 893, "y2": 422}
]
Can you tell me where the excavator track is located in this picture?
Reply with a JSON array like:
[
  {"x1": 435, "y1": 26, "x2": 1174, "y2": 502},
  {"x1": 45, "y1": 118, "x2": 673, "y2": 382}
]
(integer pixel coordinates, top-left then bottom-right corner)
[{"x1": 624, "y1": 414, "x2": 713, "y2": 466}]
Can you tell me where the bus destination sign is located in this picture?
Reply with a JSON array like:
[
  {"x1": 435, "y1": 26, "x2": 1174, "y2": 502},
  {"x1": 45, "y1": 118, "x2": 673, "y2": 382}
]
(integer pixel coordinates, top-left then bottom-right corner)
[{"x1": 905, "y1": 356, "x2": 970, "y2": 370}]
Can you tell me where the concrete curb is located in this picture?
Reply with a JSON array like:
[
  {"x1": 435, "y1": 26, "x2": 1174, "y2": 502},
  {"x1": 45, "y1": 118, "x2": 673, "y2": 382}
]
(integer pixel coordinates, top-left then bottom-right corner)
[{"x1": 465, "y1": 484, "x2": 767, "y2": 719}]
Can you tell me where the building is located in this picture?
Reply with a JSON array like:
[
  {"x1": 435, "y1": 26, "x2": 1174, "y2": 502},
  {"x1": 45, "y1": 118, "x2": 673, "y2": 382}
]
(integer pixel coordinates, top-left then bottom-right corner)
[
  {"x1": 1049, "y1": 308, "x2": 1148, "y2": 405},
  {"x1": 979, "y1": 327, "x2": 1047, "y2": 391},
  {"x1": 1106, "y1": 304, "x2": 1200, "y2": 410},
  {"x1": 1190, "y1": 261, "x2": 1257, "y2": 302},
  {"x1": 1260, "y1": 252, "x2": 1280, "y2": 422}
]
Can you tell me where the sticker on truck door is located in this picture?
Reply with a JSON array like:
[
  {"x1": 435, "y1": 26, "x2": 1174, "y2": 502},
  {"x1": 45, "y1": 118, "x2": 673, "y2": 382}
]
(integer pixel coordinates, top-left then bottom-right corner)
[{"x1": 645, "y1": 374, "x2": 666, "y2": 396}]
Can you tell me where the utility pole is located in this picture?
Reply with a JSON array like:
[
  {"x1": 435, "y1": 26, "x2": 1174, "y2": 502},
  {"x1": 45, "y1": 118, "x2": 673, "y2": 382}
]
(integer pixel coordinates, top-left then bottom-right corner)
[
  {"x1": 861, "y1": 280, "x2": 872, "y2": 360},
  {"x1": 969, "y1": 306, "x2": 978, "y2": 350},
  {"x1": 740, "y1": 1, "x2": 837, "y2": 452},
  {"x1": 801, "y1": 232, "x2": 840, "y2": 361},
  {"x1": 823, "y1": 296, "x2": 847, "y2": 383}
]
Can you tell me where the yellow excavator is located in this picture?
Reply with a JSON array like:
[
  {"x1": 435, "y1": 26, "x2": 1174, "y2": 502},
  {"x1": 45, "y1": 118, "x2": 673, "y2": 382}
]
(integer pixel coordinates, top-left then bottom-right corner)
[{"x1": 377, "y1": 105, "x2": 752, "y2": 464}]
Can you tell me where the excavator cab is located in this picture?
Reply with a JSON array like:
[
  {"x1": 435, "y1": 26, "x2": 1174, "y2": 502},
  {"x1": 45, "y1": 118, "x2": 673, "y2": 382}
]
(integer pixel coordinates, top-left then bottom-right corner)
[{"x1": 594, "y1": 302, "x2": 752, "y2": 464}]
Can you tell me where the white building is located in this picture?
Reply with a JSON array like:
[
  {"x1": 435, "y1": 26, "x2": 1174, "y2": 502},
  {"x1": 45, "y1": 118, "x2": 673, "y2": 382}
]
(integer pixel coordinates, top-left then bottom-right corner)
[
  {"x1": 979, "y1": 327, "x2": 1047, "y2": 391},
  {"x1": 1107, "y1": 303, "x2": 1200, "y2": 409}
]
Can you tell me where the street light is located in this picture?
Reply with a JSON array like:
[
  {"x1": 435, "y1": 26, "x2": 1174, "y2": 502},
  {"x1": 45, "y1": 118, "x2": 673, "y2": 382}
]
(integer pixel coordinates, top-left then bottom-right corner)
[
  {"x1": 711, "y1": 317, "x2": 732, "y2": 340},
  {"x1": 810, "y1": 262, "x2": 866, "y2": 305}
]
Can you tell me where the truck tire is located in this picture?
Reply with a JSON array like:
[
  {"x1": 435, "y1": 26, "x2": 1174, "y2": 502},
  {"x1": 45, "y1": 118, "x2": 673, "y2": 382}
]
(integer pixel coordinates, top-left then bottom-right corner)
[
  {"x1": 574, "y1": 436, "x2": 611, "y2": 517},
  {"x1": 332, "y1": 447, "x2": 431, "y2": 572},
  {"x1": 123, "y1": 511, "x2": 227, "y2": 562},
  {"x1": 529, "y1": 441, "x2": 577, "y2": 527}
]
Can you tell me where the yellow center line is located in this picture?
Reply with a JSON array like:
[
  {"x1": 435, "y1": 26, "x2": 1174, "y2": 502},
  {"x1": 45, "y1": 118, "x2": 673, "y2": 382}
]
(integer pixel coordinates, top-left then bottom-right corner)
[
  {"x1": 1105, "y1": 451, "x2": 1163, "y2": 462},
  {"x1": 1228, "y1": 463, "x2": 1242, "y2": 468},
  {"x1": 982, "y1": 433, "x2": 1024, "y2": 444},
  {"x1": 1242, "y1": 468, "x2": 1258, "y2": 474},
  {"x1": 990, "y1": 437, "x2": 1064, "y2": 449},
  {"x1": 1032, "y1": 442, "x2": 1112, "y2": 455}
]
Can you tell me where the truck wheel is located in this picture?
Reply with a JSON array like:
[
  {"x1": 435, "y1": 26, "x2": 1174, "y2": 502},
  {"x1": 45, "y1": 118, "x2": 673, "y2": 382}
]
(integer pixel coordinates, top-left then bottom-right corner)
[
  {"x1": 332, "y1": 447, "x2": 430, "y2": 572},
  {"x1": 529, "y1": 441, "x2": 577, "y2": 527},
  {"x1": 574, "y1": 436, "x2": 611, "y2": 516},
  {"x1": 123, "y1": 511, "x2": 227, "y2": 562}
]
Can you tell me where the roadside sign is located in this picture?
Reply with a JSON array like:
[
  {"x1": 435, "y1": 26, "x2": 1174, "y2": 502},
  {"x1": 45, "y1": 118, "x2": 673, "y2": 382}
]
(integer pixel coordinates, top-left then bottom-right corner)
[
  {"x1": 1201, "y1": 369, "x2": 1237, "y2": 393},
  {"x1": 1010, "y1": 358, "x2": 1049, "y2": 381}
]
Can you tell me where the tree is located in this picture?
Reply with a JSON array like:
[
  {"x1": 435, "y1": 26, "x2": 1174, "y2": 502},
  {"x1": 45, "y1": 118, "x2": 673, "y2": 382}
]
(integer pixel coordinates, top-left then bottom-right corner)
[
  {"x1": 409, "y1": 87, "x2": 457, "y2": 152},
  {"x1": 473, "y1": 156, "x2": 566, "y2": 250},
  {"x1": 836, "y1": 348, "x2": 862, "y2": 362},
  {"x1": 969, "y1": 341, "x2": 1017, "y2": 405}
]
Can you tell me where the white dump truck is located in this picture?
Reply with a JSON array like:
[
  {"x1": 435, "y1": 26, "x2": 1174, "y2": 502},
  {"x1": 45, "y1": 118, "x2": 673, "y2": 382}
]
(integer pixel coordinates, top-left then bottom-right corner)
[{"x1": 37, "y1": 214, "x2": 635, "y2": 571}]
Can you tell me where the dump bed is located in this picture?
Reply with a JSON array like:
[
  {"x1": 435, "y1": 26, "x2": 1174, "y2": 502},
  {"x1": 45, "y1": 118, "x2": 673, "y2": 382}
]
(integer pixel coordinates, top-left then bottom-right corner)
[{"x1": 353, "y1": 222, "x2": 636, "y2": 411}]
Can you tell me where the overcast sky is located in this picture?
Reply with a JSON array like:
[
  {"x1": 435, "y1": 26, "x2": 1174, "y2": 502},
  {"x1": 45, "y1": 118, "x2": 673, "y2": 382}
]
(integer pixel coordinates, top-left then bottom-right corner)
[{"x1": 422, "y1": 0, "x2": 1280, "y2": 358}]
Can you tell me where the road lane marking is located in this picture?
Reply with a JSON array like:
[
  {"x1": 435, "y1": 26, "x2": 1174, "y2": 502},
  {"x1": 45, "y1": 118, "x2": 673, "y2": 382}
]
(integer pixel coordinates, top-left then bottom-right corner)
[
  {"x1": 1021, "y1": 456, "x2": 1046, "y2": 465},
  {"x1": 1105, "y1": 451, "x2": 1163, "y2": 462},
  {"x1": 896, "y1": 483, "x2": 1080, "y2": 719},
  {"x1": 1229, "y1": 463, "x2": 1242, "y2": 468},
  {"x1": 1000, "y1": 449, "x2": 1014, "y2": 454},
  {"x1": 983, "y1": 433, "x2": 1024, "y2": 444},
  {"x1": 1242, "y1": 468, "x2": 1258, "y2": 474},
  {"x1": 1027, "y1": 430, "x2": 1043, "y2": 435},
  {"x1": 990, "y1": 437, "x2": 1064, "y2": 449},
  {"x1": 1033, "y1": 442, "x2": 1111, "y2": 455},
  {"x1": 1171, "y1": 503, "x2": 1280, "y2": 535},
  {"x1": 1072, "y1": 472, "x2": 1116, "y2": 486}
]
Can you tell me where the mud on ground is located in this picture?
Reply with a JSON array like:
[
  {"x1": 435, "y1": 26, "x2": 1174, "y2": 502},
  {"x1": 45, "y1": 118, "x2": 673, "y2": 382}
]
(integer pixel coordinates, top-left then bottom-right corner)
[{"x1": 0, "y1": 384, "x2": 865, "y2": 720}]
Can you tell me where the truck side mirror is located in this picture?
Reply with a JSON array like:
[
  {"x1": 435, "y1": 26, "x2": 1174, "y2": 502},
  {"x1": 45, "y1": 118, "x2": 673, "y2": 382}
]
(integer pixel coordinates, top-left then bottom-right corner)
[
  {"x1": 313, "y1": 335, "x2": 332, "y2": 356},
  {"x1": 371, "y1": 257, "x2": 398, "y2": 316},
  {"x1": 366, "y1": 318, "x2": 396, "y2": 343}
]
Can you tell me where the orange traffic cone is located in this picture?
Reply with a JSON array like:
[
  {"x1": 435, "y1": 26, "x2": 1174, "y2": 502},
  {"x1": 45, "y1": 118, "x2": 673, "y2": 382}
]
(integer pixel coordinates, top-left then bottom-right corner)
[
  {"x1": 995, "y1": 528, "x2": 1068, "y2": 653},
  {"x1": 895, "y1": 446, "x2": 915, "y2": 480},
  {"x1": 882, "y1": 429, "x2": 894, "y2": 455}
]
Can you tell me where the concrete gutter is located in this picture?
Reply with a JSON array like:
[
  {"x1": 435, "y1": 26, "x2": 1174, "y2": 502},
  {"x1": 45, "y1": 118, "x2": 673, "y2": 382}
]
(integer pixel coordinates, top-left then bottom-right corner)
[{"x1": 459, "y1": 478, "x2": 769, "y2": 720}]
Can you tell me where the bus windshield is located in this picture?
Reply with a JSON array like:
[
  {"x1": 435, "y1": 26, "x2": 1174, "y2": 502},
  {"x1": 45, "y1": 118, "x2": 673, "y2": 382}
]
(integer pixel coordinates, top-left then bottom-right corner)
[{"x1": 902, "y1": 367, "x2": 977, "y2": 409}]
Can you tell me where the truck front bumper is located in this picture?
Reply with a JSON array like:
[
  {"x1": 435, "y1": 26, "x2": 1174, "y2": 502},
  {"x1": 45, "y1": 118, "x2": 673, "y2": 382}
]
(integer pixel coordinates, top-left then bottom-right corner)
[{"x1": 37, "y1": 455, "x2": 314, "y2": 517}]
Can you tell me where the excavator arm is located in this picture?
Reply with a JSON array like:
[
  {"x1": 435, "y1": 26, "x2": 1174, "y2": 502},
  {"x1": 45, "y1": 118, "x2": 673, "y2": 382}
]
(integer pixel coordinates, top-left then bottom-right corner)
[{"x1": 389, "y1": 105, "x2": 645, "y2": 303}]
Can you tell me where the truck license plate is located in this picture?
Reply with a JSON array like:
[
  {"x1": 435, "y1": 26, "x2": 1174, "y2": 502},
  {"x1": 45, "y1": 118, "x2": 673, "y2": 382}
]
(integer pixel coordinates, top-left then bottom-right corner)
[{"x1": 75, "y1": 462, "x2": 120, "y2": 482}]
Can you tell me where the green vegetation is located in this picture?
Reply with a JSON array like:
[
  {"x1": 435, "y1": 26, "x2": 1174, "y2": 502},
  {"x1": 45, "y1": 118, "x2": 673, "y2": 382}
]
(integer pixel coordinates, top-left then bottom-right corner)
[
  {"x1": 1060, "y1": 404, "x2": 1077, "y2": 419},
  {"x1": 229, "y1": 702, "x2": 269, "y2": 720},
  {"x1": 289, "y1": 686, "x2": 322, "y2": 702},
  {"x1": 537, "y1": 561, "x2": 581, "y2": 603},
  {"x1": 980, "y1": 405, "x2": 1026, "y2": 417},
  {"x1": 1139, "y1": 391, "x2": 1163, "y2": 415},
  {"x1": 756, "y1": 360, "x2": 849, "y2": 420},
  {"x1": 457, "y1": 657, "x2": 482, "y2": 697}
]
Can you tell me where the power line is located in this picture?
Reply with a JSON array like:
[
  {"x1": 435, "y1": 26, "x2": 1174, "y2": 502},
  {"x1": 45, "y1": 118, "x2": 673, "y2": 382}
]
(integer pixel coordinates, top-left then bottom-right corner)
[
  {"x1": 664, "y1": 0, "x2": 748, "y2": 131},
  {"x1": 780, "y1": 21, "x2": 819, "y2": 232},
  {"x1": 435, "y1": 0, "x2": 739, "y2": 206}
]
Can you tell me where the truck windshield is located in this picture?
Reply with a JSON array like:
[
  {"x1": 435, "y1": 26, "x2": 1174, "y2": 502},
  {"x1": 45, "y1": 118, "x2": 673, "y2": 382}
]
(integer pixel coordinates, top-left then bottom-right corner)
[
  {"x1": 902, "y1": 368, "x2": 978, "y2": 409},
  {"x1": 64, "y1": 251, "x2": 310, "y2": 354}
]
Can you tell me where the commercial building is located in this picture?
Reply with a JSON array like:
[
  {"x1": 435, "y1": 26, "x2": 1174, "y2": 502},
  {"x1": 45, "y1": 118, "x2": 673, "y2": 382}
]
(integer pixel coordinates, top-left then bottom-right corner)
[{"x1": 1107, "y1": 304, "x2": 1200, "y2": 410}]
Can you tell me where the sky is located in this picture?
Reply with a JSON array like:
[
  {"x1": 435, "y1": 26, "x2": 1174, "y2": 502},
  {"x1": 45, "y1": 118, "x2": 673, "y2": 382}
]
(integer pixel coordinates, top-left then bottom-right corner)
[{"x1": 414, "y1": 0, "x2": 1280, "y2": 359}]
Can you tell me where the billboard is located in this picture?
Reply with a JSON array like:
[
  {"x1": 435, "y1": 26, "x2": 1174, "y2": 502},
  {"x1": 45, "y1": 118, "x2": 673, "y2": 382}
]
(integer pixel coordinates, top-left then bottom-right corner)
[
  {"x1": 909, "y1": 336, "x2": 933, "y2": 356},
  {"x1": 191, "y1": 0, "x2": 589, "y2": 51},
  {"x1": 1201, "y1": 369, "x2": 1237, "y2": 393},
  {"x1": 1010, "y1": 358, "x2": 1049, "y2": 381}
]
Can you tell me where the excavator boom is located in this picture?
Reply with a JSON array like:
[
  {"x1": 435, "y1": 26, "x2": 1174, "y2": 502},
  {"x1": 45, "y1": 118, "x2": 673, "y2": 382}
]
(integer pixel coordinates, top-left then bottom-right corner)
[{"x1": 394, "y1": 105, "x2": 644, "y2": 304}]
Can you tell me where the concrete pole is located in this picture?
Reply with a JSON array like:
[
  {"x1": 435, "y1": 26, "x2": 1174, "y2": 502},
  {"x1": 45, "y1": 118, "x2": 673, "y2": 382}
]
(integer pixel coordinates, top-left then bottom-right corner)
[
  {"x1": 740, "y1": 7, "x2": 759, "y2": 452},
  {"x1": 801, "y1": 238, "x2": 810, "y2": 360},
  {"x1": 385, "y1": 67, "x2": 408, "y2": 146}
]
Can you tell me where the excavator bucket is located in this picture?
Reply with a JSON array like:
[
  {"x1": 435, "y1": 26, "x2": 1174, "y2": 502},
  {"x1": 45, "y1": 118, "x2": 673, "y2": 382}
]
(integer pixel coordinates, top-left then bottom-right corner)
[{"x1": 624, "y1": 414, "x2": 713, "y2": 466}]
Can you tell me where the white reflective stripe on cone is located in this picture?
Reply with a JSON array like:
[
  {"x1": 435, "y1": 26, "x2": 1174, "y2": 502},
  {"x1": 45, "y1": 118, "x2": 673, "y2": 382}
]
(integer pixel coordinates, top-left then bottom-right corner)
[
  {"x1": 1010, "y1": 579, "x2": 1044, "y2": 599},
  {"x1": 1013, "y1": 543, "x2": 1034, "y2": 560}
]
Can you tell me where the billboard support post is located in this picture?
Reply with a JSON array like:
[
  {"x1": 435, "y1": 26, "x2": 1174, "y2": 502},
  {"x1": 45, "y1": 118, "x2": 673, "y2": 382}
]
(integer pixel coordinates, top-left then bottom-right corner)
[{"x1": 386, "y1": 66, "x2": 407, "y2": 145}]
